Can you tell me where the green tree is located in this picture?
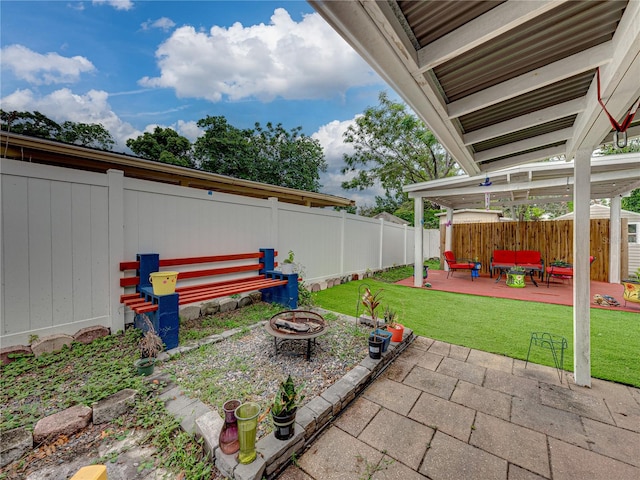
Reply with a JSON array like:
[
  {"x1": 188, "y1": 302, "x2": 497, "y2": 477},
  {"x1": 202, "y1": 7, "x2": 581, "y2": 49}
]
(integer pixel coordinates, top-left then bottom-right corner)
[
  {"x1": 126, "y1": 126, "x2": 193, "y2": 167},
  {"x1": 194, "y1": 116, "x2": 327, "y2": 192},
  {"x1": 2, "y1": 110, "x2": 61, "y2": 139},
  {"x1": 58, "y1": 121, "x2": 114, "y2": 150},
  {"x1": 194, "y1": 115, "x2": 260, "y2": 179},
  {"x1": 341, "y1": 91, "x2": 459, "y2": 205},
  {"x1": 1, "y1": 110, "x2": 114, "y2": 150},
  {"x1": 622, "y1": 189, "x2": 640, "y2": 213}
]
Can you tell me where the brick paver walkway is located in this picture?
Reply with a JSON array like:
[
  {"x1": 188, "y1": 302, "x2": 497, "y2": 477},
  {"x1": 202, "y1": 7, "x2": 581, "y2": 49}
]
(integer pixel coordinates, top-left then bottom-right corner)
[{"x1": 281, "y1": 337, "x2": 640, "y2": 480}]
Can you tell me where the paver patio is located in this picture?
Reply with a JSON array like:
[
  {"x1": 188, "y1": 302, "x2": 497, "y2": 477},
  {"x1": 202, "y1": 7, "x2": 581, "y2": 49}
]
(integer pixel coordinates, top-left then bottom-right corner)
[{"x1": 282, "y1": 336, "x2": 640, "y2": 480}]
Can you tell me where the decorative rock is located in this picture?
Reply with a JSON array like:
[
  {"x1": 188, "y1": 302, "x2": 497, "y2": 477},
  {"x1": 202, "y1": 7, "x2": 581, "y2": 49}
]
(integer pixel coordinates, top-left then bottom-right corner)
[
  {"x1": 33, "y1": 405, "x2": 92, "y2": 444},
  {"x1": 310, "y1": 283, "x2": 321, "y2": 292},
  {"x1": 73, "y1": 325, "x2": 110, "y2": 344},
  {"x1": 30, "y1": 334, "x2": 74, "y2": 357},
  {"x1": 179, "y1": 305, "x2": 201, "y2": 321},
  {"x1": 92, "y1": 388, "x2": 137, "y2": 424},
  {"x1": 237, "y1": 293, "x2": 253, "y2": 308},
  {"x1": 0, "y1": 427, "x2": 33, "y2": 467},
  {"x1": 200, "y1": 300, "x2": 220, "y2": 316},
  {"x1": 0, "y1": 345, "x2": 32, "y2": 365},
  {"x1": 218, "y1": 297, "x2": 238, "y2": 313},
  {"x1": 248, "y1": 291, "x2": 262, "y2": 303}
]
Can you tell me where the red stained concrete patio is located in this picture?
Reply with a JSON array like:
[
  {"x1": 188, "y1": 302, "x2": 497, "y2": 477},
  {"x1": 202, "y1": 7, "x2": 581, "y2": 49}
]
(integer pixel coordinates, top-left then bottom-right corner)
[{"x1": 395, "y1": 268, "x2": 640, "y2": 314}]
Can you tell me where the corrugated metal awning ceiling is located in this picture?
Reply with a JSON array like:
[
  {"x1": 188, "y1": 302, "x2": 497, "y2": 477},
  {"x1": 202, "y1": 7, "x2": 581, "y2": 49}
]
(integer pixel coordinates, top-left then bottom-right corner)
[{"x1": 310, "y1": 0, "x2": 640, "y2": 181}]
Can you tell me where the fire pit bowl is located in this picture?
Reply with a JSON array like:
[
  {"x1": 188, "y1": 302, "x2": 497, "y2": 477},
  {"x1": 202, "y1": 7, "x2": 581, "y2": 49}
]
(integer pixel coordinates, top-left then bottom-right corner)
[{"x1": 264, "y1": 310, "x2": 328, "y2": 360}]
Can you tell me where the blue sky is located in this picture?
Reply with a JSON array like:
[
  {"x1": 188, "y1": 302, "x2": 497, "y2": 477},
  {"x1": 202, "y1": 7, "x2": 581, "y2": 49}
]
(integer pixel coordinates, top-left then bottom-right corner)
[{"x1": 0, "y1": 0, "x2": 394, "y2": 206}]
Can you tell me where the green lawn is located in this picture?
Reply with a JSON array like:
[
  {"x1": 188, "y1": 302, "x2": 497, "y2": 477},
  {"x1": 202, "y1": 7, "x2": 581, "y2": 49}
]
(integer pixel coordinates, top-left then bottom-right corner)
[{"x1": 312, "y1": 277, "x2": 640, "y2": 387}]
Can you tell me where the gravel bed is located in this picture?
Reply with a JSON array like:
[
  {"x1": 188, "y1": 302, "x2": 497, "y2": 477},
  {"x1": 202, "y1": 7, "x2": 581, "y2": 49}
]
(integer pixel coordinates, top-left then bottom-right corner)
[{"x1": 164, "y1": 311, "x2": 370, "y2": 438}]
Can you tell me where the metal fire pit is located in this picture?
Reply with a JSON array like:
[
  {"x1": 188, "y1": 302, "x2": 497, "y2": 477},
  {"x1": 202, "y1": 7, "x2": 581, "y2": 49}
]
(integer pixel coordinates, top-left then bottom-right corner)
[{"x1": 264, "y1": 310, "x2": 328, "y2": 361}]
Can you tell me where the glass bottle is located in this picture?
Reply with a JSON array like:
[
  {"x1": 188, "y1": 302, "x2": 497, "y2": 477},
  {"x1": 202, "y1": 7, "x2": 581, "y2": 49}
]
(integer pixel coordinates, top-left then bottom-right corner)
[{"x1": 218, "y1": 399, "x2": 240, "y2": 455}]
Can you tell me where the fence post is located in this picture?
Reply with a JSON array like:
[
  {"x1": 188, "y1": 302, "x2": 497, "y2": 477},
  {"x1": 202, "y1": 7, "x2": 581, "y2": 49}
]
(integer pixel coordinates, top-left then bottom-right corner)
[
  {"x1": 404, "y1": 224, "x2": 408, "y2": 265},
  {"x1": 108, "y1": 169, "x2": 125, "y2": 334},
  {"x1": 379, "y1": 218, "x2": 384, "y2": 269},
  {"x1": 340, "y1": 210, "x2": 346, "y2": 276},
  {"x1": 269, "y1": 197, "x2": 279, "y2": 251}
]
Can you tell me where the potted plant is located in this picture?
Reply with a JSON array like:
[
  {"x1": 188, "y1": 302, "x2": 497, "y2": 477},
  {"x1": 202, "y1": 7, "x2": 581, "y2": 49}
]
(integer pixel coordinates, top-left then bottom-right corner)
[
  {"x1": 361, "y1": 288, "x2": 387, "y2": 358},
  {"x1": 621, "y1": 267, "x2": 640, "y2": 305},
  {"x1": 270, "y1": 375, "x2": 305, "y2": 440},
  {"x1": 385, "y1": 306, "x2": 404, "y2": 342},
  {"x1": 506, "y1": 265, "x2": 526, "y2": 288},
  {"x1": 135, "y1": 315, "x2": 164, "y2": 376},
  {"x1": 280, "y1": 250, "x2": 295, "y2": 274}
]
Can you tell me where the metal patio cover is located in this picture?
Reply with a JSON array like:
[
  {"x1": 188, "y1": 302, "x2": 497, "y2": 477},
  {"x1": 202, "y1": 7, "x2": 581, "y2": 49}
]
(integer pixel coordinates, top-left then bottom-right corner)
[
  {"x1": 403, "y1": 153, "x2": 640, "y2": 211},
  {"x1": 309, "y1": 0, "x2": 640, "y2": 175}
]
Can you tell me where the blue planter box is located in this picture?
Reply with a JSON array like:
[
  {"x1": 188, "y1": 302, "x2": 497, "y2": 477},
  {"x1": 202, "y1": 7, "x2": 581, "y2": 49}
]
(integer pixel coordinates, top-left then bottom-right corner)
[{"x1": 372, "y1": 329, "x2": 392, "y2": 352}]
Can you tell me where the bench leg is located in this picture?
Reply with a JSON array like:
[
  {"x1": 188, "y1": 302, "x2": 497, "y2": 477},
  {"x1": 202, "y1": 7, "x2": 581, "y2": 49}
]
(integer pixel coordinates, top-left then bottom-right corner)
[
  {"x1": 135, "y1": 293, "x2": 179, "y2": 350},
  {"x1": 263, "y1": 273, "x2": 298, "y2": 309}
]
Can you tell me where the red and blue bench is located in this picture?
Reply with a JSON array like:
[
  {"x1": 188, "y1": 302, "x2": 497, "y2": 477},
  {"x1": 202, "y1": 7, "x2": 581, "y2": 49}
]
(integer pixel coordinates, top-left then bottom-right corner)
[{"x1": 120, "y1": 249, "x2": 298, "y2": 349}]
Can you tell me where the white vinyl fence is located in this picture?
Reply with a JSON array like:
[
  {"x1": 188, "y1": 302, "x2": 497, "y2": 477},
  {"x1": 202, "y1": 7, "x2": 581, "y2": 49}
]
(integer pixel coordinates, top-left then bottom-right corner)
[{"x1": 1, "y1": 159, "x2": 431, "y2": 346}]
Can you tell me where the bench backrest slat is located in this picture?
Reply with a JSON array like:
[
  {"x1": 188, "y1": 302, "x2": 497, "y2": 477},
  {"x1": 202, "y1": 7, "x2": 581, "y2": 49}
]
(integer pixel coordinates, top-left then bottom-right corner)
[
  {"x1": 178, "y1": 263, "x2": 263, "y2": 280},
  {"x1": 120, "y1": 250, "x2": 277, "y2": 289},
  {"x1": 160, "y1": 252, "x2": 263, "y2": 267}
]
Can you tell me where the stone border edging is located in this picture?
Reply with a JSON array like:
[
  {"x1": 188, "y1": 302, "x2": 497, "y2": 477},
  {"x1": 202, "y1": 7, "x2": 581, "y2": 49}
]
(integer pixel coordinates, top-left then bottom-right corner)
[
  {"x1": 156, "y1": 310, "x2": 414, "y2": 480},
  {"x1": 0, "y1": 308, "x2": 411, "y2": 479}
]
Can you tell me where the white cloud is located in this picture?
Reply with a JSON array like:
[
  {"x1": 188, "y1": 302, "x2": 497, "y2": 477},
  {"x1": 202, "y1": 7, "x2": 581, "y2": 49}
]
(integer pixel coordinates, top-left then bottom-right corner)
[
  {"x1": 141, "y1": 17, "x2": 176, "y2": 32},
  {"x1": 175, "y1": 120, "x2": 203, "y2": 142},
  {"x1": 1, "y1": 45, "x2": 95, "y2": 85},
  {"x1": 313, "y1": 117, "x2": 383, "y2": 207},
  {"x1": 92, "y1": 0, "x2": 133, "y2": 11},
  {"x1": 1, "y1": 88, "x2": 140, "y2": 150},
  {"x1": 139, "y1": 8, "x2": 380, "y2": 102}
]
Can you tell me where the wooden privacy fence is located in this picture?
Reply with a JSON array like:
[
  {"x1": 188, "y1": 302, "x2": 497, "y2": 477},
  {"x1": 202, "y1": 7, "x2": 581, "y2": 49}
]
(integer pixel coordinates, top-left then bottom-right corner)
[{"x1": 440, "y1": 219, "x2": 629, "y2": 282}]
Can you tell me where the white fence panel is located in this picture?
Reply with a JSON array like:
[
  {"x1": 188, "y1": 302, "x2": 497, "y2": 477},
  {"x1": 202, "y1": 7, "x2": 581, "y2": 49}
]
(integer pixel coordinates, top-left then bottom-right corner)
[
  {"x1": 424, "y1": 229, "x2": 441, "y2": 259},
  {"x1": 343, "y1": 214, "x2": 382, "y2": 274},
  {"x1": 276, "y1": 204, "x2": 343, "y2": 281},
  {"x1": 1, "y1": 159, "x2": 423, "y2": 346},
  {"x1": 382, "y1": 222, "x2": 407, "y2": 267},
  {"x1": 1, "y1": 160, "x2": 110, "y2": 345},
  {"x1": 123, "y1": 179, "x2": 273, "y2": 259}
]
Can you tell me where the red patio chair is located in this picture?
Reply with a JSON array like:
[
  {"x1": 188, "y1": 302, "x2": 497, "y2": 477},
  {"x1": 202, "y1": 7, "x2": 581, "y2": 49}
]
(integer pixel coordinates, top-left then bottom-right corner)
[
  {"x1": 444, "y1": 251, "x2": 476, "y2": 281},
  {"x1": 546, "y1": 256, "x2": 596, "y2": 287}
]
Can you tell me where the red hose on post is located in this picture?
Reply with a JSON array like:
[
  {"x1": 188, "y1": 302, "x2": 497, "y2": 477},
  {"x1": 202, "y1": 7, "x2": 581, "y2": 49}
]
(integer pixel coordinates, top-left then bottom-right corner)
[{"x1": 596, "y1": 67, "x2": 639, "y2": 148}]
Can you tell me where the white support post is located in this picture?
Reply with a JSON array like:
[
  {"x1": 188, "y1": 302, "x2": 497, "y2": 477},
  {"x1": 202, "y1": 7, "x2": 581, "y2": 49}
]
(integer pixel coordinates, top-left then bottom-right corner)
[
  {"x1": 414, "y1": 198, "x2": 424, "y2": 287},
  {"x1": 573, "y1": 149, "x2": 592, "y2": 387},
  {"x1": 444, "y1": 208, "x2": 453, "y2": 271},
  {"x1": 108, "y1": 169, "x2": 125, "y2": 334},
  {"x1": 609, "y1": 195, "x2": 621, "y2": 283}
]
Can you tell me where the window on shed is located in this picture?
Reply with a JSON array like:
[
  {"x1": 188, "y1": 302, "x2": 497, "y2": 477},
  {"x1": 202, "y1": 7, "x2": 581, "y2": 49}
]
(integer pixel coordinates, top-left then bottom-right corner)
[{"x1": 629, "y1": 223, "x2": 639, "y2": 244}]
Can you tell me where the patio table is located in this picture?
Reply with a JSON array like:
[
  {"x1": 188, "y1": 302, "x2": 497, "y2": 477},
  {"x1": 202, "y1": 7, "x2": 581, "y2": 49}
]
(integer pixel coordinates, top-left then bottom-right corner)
[{"x1": 494, "y1": 265, "x2": 542, "y2": 287}]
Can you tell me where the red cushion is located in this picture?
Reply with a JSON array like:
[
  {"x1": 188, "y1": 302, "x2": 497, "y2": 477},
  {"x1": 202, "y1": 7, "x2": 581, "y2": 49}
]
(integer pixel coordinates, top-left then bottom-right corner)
[
  {"x1": 493, "y1": 250, "x2": 516, "y2": 263},
  {"x1": 516, "y1": 250, "x2": 541, "y2": 264},
  {"x1": 547, "y1": 266, "x2": 573, "y2": 276},
  {"x1": 450, "y1": 262, "x2": 475, "y2": 269}
]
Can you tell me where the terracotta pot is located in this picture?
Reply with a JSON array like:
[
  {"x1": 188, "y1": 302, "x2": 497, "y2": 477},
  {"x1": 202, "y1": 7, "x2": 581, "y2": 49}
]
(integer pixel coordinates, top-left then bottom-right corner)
[{"x1": 387, "y1": 324, "x2": 404, "y2": 342}]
